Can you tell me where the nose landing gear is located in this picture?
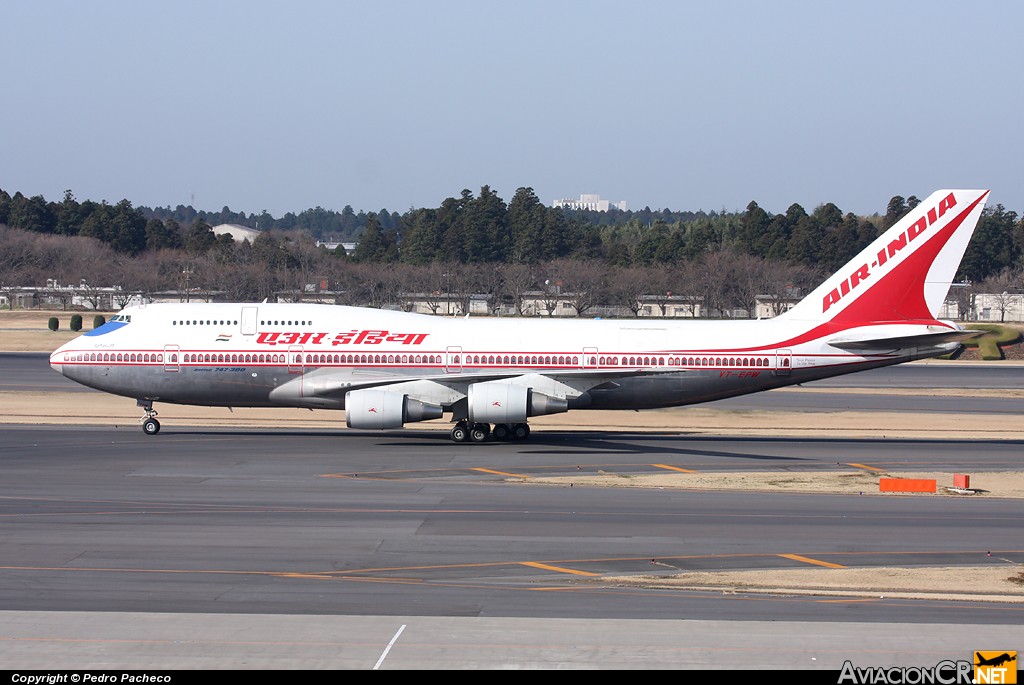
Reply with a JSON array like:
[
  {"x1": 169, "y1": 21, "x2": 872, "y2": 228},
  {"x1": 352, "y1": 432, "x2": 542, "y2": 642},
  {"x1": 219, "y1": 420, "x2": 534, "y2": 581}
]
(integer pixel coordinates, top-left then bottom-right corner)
[{"x1": 137, "y1": 399, "x2": 160, "y2": 435}]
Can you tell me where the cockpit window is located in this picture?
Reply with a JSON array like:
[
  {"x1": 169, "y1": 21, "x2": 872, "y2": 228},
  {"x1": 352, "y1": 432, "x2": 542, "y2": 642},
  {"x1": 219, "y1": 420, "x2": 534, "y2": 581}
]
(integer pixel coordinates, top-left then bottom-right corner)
[{"x1": 109, "y1": 314, "x2": 132, "y2": 323}]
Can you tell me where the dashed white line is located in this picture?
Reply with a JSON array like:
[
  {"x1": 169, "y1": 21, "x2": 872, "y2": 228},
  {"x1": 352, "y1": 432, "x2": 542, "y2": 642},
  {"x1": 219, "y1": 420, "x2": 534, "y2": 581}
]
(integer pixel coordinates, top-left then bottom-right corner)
[{"x1": 373, "y1": 623, "x2": 407, "y2": 670}]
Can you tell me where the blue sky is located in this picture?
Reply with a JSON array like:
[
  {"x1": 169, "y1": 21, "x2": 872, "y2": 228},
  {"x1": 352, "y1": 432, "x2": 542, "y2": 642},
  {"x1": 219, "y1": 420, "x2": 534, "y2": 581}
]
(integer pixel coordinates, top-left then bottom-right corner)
[{"x1": 2, "y1": 1, "x2": 1021, "y2": 218}]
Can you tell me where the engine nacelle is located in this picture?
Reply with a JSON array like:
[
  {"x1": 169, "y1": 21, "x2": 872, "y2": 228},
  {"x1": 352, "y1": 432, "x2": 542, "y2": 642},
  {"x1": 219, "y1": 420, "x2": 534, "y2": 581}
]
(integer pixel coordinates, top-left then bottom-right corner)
[
  {"x1": 467, "y1": 381, "x2": 569, "y2": 423},
  {"x1": 468, "y1": 382, "x2": 528, "y2": 424},
  {"x1": 345, "y1": 388, "x2": 442, "y2": 429}
]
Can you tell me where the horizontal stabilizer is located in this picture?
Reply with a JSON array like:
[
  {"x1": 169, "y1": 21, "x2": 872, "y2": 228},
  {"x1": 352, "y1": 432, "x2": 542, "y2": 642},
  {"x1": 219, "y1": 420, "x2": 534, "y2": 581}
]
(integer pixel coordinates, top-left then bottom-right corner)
[{"x1": 827, "y1": 329, "x2": 982, "y2": 352}]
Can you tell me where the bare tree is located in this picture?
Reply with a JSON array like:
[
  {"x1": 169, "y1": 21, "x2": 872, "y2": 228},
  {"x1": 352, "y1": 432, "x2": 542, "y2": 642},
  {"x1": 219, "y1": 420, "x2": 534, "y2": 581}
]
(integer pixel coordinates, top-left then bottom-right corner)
[
  {"x1": 0, "y1": 227, "x2": 42, "y2": 308},
  {"x1": 109, "y1": 255, "x2": 148, "y2": 308},
  {"x1": 978, "y1": 268, "x2": 1022, "y2": 323},
  {"x1": 283, "y1": 234, "x2": 329, "y2": 295},
  {"x1": 553, "y1": 258, "x2": 608, "y2": 317},
  {"x1": 476, "y1": 263, "x2": 507, "y2": 316},
  {"x1": 729, "y1": 252, "x2": 772, "y2": 318},
  {"x1": 348, "y1": 262, "x2": 398, "y2": 308},
  {"x1": 643, "y1": 266, "x2": 679, "y2": 317},
  {"x1": 535, "y1": 263, "x2": 564, "y2": 317},
  {"x1": 607, "y1": 266, "x2": 650, "y2": 317},
  {"x1": 759, "y1": 261, "x2": 821, "y2": 318},
  {"x1": 494, "y1": 263, "x2": 537, "y2": 316},
  {"x1": 416, "y1": 262, "x2": 456, "y2": 315},
  {"x1": 947, "y1": 280, "x2": 974, "y2": 321},
  {"x1": 450, "y1": 263, "x2": 485, "y2": 316},
  {"x1": 130, "y1": 251, "x2": 182, "y2": 300},
  {"x1": 672, "y1": 260, "x2": 703, "y2": 318},
  {"x1": 694, "y1": 251, "x2": 736, "y2": 318},
  {"x1": 388, "y1": 263, "x2": 423, "y2": 313},
  {"x1": 74, "y1": 241, "x2": 121, "y2": 309}
]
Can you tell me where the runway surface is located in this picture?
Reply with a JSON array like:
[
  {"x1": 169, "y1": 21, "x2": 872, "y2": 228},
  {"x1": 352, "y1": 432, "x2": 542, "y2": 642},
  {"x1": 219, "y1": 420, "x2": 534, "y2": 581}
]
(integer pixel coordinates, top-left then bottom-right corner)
[
  {"x1": 1, "y1": 354, "x2": 1022, "y2": 669},
  {"x1": 1, "y1": 423, "x2": 1022, "y2": 669}
]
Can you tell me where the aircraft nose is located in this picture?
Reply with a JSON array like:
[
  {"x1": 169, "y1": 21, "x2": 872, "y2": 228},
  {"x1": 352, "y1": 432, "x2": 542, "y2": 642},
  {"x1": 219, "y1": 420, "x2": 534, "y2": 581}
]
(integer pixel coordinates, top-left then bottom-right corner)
[{"x1": 49, "y1": 349, "x2": 65, "y2": 376}]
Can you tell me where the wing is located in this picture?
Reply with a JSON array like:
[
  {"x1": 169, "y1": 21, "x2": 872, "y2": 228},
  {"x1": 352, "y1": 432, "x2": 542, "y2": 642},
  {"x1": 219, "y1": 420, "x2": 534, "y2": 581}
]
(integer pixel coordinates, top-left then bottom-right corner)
[{"x1": 268, "y1": 365, "x2": 686, "y2": 412}]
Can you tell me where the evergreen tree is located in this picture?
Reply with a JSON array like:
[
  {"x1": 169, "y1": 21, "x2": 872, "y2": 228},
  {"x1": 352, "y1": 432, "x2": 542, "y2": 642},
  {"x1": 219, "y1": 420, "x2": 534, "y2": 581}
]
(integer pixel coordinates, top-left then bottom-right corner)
[
  {"x1": 79, "y1": 201, "x2": 115, "y2": 244},
  {"x1": 7, "y1": 193, "x2": 56, "y2": 233},
  {"x1": 683, "y1": 219, "x2": 719, "y2": 259},
  {"x1": 339, "y1": 205, "x2": 358, "y2": 234},
  {"x1": 633, "y1": 220, "x2": 671, "y2": 265},
  {"x1": 737, "y1": 201, "x2": 772, "y2": 255},
  {"x1": 109, "y1": 199, "x2": 147, "y2": 253},
  {"x1": 0, "y1": 188, "x2": 10, "y2": 224},
  {"x1": 399, "y1": 208, "x2": 444, "y2": 264},
  {"x1": 458, "y1": 185, "x2": 508, "y2": 263},
  {"x1": 55, "y1": 189, "x2": 83, "y2": 236},
  {"x1": 786, "y1": 215, "x2": 820, "y2": 266},
  {"x1": 439, "y1": 191, "x2": 473, "y2": 263},
  {"x1": 144, "y1": 218, "x2": 184, "y2": 251},
  {"x1": 959, "y1": 205, "x2": 1019, "y2": 282},
  {"x1": 352, "y1": 213, "x2": 398, "y2": 262},
  {"x1": 508, "y1": 187, "x2": 546, "y2": 264},
  {"x1": 812, "y1": 202, "x2": 843, "y2": 229},
  {"x1": 883, "y1": 195, "x2": 908, "y2": 229},
  {"x1": 185, "y1": 220, "x2": 217, "y2": 254}
]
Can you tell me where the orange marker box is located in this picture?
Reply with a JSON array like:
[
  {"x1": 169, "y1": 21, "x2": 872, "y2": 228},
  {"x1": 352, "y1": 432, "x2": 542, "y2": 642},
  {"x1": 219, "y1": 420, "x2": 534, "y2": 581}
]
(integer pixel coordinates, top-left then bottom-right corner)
[{"x1": 879, "y1": 478, "x2": 936, "y2": 493}]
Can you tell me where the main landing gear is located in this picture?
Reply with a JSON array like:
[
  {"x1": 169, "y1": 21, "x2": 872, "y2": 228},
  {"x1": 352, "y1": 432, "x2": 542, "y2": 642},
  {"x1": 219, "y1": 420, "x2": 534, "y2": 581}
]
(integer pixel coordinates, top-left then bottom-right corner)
[
  {"x1": 137, "y1": 399, "x2": 160, "y2": 435},
  {"x1": 450, "y1": 421, "x2": 530, "y2": 443}
]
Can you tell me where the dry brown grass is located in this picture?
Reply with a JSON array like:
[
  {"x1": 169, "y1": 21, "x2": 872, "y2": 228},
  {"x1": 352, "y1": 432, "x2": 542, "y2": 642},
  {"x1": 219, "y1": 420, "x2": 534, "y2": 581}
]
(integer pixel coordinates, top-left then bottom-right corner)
[
  {"x1": 0, "y1": 309, "x2": 116, "y2": 351},
  {"x1": 600, "y1": 565, "x2": 1024, "y2": 602}
]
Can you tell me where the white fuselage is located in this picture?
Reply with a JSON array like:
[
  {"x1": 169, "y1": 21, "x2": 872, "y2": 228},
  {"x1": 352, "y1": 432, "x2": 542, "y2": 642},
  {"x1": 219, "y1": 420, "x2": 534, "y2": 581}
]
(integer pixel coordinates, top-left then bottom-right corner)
[{"x1": 50, "y1": 301, "x2": 946, "y2": 415}]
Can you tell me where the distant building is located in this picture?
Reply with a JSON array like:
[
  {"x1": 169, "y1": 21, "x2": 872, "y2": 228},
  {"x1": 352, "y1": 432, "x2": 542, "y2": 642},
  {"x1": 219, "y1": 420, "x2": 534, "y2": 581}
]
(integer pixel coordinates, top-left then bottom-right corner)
[
  {"x1": 147, "y1": 290, "x2": 229, "y2": 304},
  {"x1": 315, "y1": 239, "x2": 358, "y2": 255},
  {"x1": 973, "y1": 292, "x2": 1024, "y2": 323},
  {"x1": 212, "y1": 223, "x2": 261, "y2": 243},
  {"x1": 552, "y1": 194, "x2": 627, "y2": 212}
]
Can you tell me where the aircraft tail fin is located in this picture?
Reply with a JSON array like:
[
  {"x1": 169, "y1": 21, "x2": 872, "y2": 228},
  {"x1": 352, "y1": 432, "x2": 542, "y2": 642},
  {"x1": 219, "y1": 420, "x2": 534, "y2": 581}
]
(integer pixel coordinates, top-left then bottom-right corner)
[{"x1": 779, "y1": 189, "x2": 989, "y2": 325}]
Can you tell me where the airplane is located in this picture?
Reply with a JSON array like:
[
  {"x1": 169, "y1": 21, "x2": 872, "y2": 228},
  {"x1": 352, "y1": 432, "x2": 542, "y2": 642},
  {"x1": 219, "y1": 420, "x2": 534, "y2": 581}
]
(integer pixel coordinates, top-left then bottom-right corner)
[
  {"x1": 975, "y1": 652, "x2": 1016, "y2": 668},
  {"x1": 50, "y1": 189, "x2": 990, "y2": 443}
]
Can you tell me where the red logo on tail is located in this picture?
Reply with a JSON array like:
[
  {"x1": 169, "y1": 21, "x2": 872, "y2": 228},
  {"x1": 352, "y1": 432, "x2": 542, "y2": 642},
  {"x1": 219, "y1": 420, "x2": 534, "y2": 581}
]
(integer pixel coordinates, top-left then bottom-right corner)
[{"x1": 822, "y1": 192, "x2": 957, "y2": 313}]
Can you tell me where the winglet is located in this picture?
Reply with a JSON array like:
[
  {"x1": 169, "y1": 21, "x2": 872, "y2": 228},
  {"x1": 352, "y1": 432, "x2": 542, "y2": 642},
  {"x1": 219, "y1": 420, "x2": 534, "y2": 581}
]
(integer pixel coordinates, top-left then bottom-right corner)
[{"x1": 780, "y1": 189, "x2": 989, "y2": 324}]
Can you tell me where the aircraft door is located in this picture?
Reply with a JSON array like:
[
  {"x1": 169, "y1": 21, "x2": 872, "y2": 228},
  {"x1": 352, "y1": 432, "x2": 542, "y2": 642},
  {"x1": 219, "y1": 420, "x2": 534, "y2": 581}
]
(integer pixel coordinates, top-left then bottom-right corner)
[
  {"x1": 774, "y1": 348, "x2": 792, "y2": 376},
  {"x1": 163, "y1": 344, "x2": 180, "y2": 372},
  {"x1": 446, "y1": 346, "x2": 463, "y2": 374},
  {"x1": 583, "y1": 347, "x2": 598, "y2": 368},
  {"x1": 288, "y1": 345, "x2": 304, "y2": 374},
  {"x1": 240, "y1": 306, "x2": 258, "y2": 336}
]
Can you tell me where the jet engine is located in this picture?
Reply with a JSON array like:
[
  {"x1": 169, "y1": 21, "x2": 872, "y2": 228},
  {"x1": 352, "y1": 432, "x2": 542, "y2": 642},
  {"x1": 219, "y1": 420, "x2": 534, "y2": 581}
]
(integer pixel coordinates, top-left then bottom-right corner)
[
  {"x1": 467, "y1": 381, "x2": 568, "y2": 424},
  {"x1": 345, "y1": 388, "x2": 442, "y2": 429}
]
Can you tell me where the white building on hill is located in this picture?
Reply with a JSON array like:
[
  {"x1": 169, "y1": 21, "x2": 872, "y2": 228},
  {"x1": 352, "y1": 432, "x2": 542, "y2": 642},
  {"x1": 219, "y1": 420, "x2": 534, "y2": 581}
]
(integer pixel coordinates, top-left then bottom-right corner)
[
  {"x1": 212, "y1": 223, "x2": 261, "y2": 243},
  {"x1": 552, "y1": 194, "x2": 627, "y2": 212}
]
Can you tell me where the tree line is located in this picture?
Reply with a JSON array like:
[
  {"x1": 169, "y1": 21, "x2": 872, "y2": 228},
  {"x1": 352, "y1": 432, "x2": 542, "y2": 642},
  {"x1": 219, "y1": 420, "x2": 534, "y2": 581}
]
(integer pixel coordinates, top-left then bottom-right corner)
[
  {"x1": 0, "y1": 222, "x2": 825, "y2": 317},
  {"x1": 0, "y1": 184, "x2": 1021, "y2": 288}
]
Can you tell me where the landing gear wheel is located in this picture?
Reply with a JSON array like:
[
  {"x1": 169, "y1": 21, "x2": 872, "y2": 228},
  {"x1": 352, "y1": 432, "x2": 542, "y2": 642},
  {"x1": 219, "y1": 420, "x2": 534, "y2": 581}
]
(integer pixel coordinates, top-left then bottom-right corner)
[
  {"x1": 492, "y1": 423, "x2": 511, "y2": 441},
  {"x1": 138, "y1": 400, "x2": 160, "y2": 436},
  {"x1": 469, "y1": 423, "x2": 490, "y2": 443},
  {"x1": 142, "y1": 418, "x2": 161, "y2": 435},
  {"x1": 450, "y1": 422, "x2": 469, "y2": 443},
  {"x1": 512, "y1": 423, "x2": 530, "y2": 440}
]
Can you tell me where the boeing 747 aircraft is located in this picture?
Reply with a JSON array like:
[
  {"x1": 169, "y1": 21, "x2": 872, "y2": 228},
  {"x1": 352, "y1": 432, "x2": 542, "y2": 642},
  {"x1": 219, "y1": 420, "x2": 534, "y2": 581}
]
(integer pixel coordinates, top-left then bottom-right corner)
[{"x1": 50, "y1": 189, "x2": 989, "y2": 442}]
